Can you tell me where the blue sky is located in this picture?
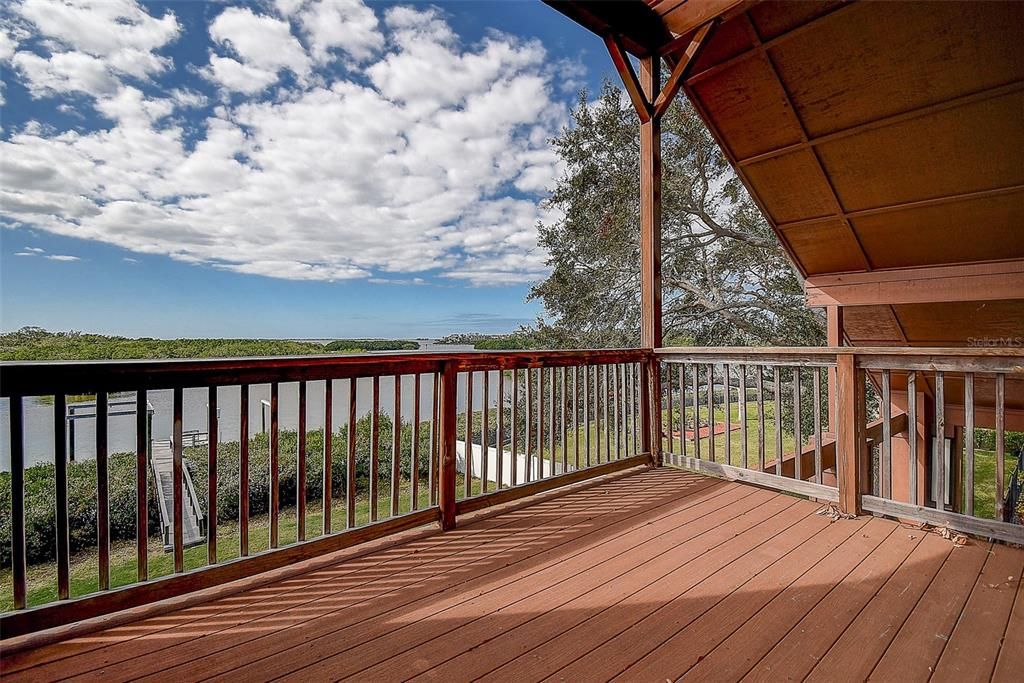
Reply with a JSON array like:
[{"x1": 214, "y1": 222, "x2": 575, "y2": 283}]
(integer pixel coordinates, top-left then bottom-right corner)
[{"x1": 0, "y1": 0, "x2": 615, "y2": 338}]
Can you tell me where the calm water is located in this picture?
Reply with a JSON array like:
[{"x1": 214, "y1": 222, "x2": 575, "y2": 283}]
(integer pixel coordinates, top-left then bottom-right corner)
[{"x1": 1, "y1": 342, "x2": 500, "y2": 470}]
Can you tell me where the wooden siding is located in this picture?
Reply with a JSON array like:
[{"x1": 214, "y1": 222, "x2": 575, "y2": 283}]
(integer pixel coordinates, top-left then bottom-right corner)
[{"x1": 3, "y1": 467, "x2": 1020, "y2": 682}]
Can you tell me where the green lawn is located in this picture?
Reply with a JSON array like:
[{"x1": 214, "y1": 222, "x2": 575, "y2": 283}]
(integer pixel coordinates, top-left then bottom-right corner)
[{"x1": 661, "y1": 400, "x2": 802, "y2": 469}]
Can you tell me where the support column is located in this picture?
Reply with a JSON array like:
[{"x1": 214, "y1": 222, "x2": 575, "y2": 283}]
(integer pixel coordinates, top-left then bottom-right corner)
[
  {"x1": 639, "y1": 56, "x2": 662, "y2": 349},
  {"x1": 826, "y1": 305, "x2": 843, "y2": 436},
  {"x1": 639, "y1": 55, "x2": 662, "y2": 464}
]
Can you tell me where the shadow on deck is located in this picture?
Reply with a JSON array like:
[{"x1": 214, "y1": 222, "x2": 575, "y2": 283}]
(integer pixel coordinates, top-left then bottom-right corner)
[{"x1": 2, "y1": 467, "x2": 1021, "y2": 682}]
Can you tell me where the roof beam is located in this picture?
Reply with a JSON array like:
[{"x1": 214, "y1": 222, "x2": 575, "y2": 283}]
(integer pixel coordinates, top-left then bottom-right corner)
[
  {"x1": 652, "y1": 21, "x2": 714, "y2": 119},
  {"x1": 805, "y1": 260, "x2": 1024, "y2": 307},
  {"x1": 543, "y1": 0, "x2": 675, "y2": 57},
  {"x1": 605, "y1": 33, "x2": 652, "y2": 122}
]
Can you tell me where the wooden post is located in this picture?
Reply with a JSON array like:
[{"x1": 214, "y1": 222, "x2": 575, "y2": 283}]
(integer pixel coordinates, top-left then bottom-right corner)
[
  {"x1": 826, "y1": 305, "x2": 843, "y2": 434},
  {"x1": 640, "y1": 55, "x2": 663, "y2": 465},
  {"x1": 835, "y1": 353, "x2": 865, "y2": 515},
  {"x1": 438, "y1": 361, "x2": 458, "y2": 530}
]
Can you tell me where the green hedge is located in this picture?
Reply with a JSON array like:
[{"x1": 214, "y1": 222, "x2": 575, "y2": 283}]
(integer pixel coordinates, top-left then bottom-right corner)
[
  {"x1": 1, "y1": 414, "x2": 432, "y2": 568},
  {"x1": 0, "y1": 453, "x2": 162, "y2": 568}
]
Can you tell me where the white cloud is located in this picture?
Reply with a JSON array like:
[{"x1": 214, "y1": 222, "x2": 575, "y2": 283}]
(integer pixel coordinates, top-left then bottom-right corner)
[
  {"x1": 12, "y1": 50, "x2": 120, "y2": 97},
  {"x1": 294, "y1": 0, "x2": 384, "y2": 63},
  {"x1": 10, "y1": 0, "x2": 180, "y2": 98},
  {"x1": 201, "y1": 55, "x2": 279, "y2": 95},
  {"x1": 1, "y1": 0, "x2": 569, "y2": 287},
  {"x1": 25, "y1": 246, "x2": 45, "y2": 252},
  {"x1": 204, "y1": 6, "x2": 310, "y2": 93},
  {"x1": 17, "y1": 0, "x2": 179, "y2": 59},
  {"x1": 45, "y1": 254, "x2": 79, "y2": 261},
  {"x1": 0, "y1": 28, "x2": 17, "y2": 61},
  {"x1": 15, "y1": 251, "x2": 35, "y2": 256}
]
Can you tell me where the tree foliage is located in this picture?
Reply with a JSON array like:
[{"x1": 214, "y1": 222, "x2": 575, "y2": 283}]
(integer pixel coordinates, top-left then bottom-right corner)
[
  {"x1": 529, "y1": 83, "x2": 823, "y2": 348},
  {"x1": 1, "y1": 327, "x2": 331, "y2": 360}
]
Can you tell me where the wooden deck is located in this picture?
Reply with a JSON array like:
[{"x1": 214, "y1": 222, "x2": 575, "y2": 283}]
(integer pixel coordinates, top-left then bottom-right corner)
[{"x1": 2, "y1": 467, "x2": 1021, "y2": 682}]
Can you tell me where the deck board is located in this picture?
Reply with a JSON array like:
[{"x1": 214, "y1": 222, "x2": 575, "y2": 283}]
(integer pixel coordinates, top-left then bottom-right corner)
[{"x1": 2, "y1": 466, "x2": 1021, "y2": 683}]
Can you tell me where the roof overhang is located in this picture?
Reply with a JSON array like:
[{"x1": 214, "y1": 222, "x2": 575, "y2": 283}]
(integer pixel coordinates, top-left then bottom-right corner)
[{"x1": 546, "y1": 0, "x2": 1024, "y2": 348}]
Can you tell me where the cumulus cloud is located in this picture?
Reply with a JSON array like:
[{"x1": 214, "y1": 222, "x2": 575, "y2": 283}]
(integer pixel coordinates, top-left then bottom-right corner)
[
  {"x1": 2, "y1": 0, "x2": 570, "y2": 286},
  {"x1": 45, "y1": 254, "x2": 79, "y2": 261},
  {"x1": 203, "y1": 6, "x2": 310, "y2": 93},
  {"x1": 290, "y1": 0, "x2": 384, "y2": 63},
  {"x1": 10, "y1": 0, "x2": 179, "y2": 97}
]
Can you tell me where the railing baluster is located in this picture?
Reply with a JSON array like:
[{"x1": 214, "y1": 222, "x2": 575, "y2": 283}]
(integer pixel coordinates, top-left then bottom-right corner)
[
  {"x1": 482, "y1": 371, "x2": 489, "y2": 493},
  {"x1": 56, "y1": 394, "x2": 71, "y2": 595},
  {"x1": 549, "y1": 367, "x2": 556, "y2": 472},
  {"x1": 511, "y1": 369, "x2": 519, "y2": 487},
  {"x1": 813, "y1": 368, "x2": 822, "y2": 485},
  {"x1": 270, "y1": 383, "x2": 279, "y2": 549},
  {"x1": 347, "y1": 378, "x2": 357, "y2": 529},
  {"x1": 584, "y1": 365, "x2": 591, "y2": 467},
  {"x1": 209, "y1": 386, "x2": 219, "y2": 560},
  {"x1": 496, "y1": 370, "x2": 504, "y2": 487},
  {"x1": 594, "y1": 365, "x2": 601, "y2": 465},
  {"x1": 740, "y1": 365, "x2": 748, "y2": 469},
  {"x1": 392, "y1": 375, "x2": 402, "y2": 515},
  {"x1": 240, "y1": 385, "x2": 249, "y2": 555},
  {"x1": 561, "y1": 366, "x2": 568, "y2": 471},
  {"x1": 907, "y1": 371, "x2": 917, "y2": 505},
  {"x1": 633, "y1": 363, "x2": 640, "y2": 456},
  {"x1": 964, "y1": 372, "x2": 974, "y2": 516},
  {"x1": 995, "y1": 373, "x2": 1005, "y2": 520},
  {"x1": 667, "y1": 362, "x2": 675, "y2": 455},
  {"x1": 603, "y1": 364, "x2": 611, "y2": 463},
  {"x1": 724, "y1": 363, "x2": 732, "y2": 466},
  {"x1": 934, "y1": 370, "x2": 945, "y2": 510},
  {"x1": 573, "y1": 366, "x2": 580, "y2": 470},
  {"x1": 774, "y1": 366, "x2": 782, "y2": 476},
  {"x1": 466, "y1": 370, "x2": 475, "y2": 495},
  {"x1": 881, "y1": 370, "x2": 891, "y2": 498},
  {"x1": 693, "y1": 365, "x2": 700, "y2": 459},
  {"x1": 10, "y1": 396, "x2": 26, "y2": 609},
  {"x1": 548, "y1": 368, "x2": 557, "y2": 475},
  {"x1": 370, "y1": 376, "x2": 380, "y2": 521},
  {"x1": 438, "y1": 362, "x2": 457, "y2": 530},
  {"x1": 706, "y1": 364, "x2": 715, "y2": 462},
  {"x1": 413, "y1": 373, "x2": 421, "y2": 508},
  {"x1": 613, "y1": 364, "x2": 622, "y2": 460},
  {"x1": 170, "y1": 388, "x2": 182, "y2": 574},
  {"x1": 538, "y1": 367, "x2": 546, "y2": 478},
  {"x1": 756, "y1": 365, "x2": 765, "y2": 471},
  {"x1": 431, "y1": 374, "x2": 439, "y2": 506},
  {"x1": 525, "y1": 368, "x2": 533, "y2": 483},
  {"x1": 624, "y1": 363, "x2": 631, "y2": 456},
  {"x1": 296, "y1": 382, "x2": 305, "y2": 542},
  {"x1": 678, "y1": 364, "x2": 686, "y2": 459},
  {"x1": 323, "y1": 380, "x2": 332, "y2": 534},
  {"x1": 793, "y1": 368, "x2": 801, "y2": 481}
]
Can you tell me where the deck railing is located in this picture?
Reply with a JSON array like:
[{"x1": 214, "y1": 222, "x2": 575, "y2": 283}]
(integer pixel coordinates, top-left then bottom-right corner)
[
  {"x1": 656, "y1": 347, "x2": 1024, "y2": 546},
  {"x1": 3, "y1": 345, "x2": 1022, "y2": 639},
  {"x1": 0, "y1": 349, "x2": 650, "y2": 638}
]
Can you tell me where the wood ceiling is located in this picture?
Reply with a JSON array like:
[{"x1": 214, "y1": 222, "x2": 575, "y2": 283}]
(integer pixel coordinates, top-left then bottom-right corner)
[{"x1": 545, "y1": 0, "x2": 1024, "y2": 348}]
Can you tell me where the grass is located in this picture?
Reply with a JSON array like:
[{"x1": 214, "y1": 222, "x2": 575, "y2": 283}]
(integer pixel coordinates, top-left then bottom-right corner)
[
  {"x1": 969, "y1": 448, "x2": 1017, "y2": 521},
  {"x1": 1, "y1": 476, "x2": 476, "y2": 612},
  {"x1": 661, "y1": 400, "x2": 801, "y2": 468}
]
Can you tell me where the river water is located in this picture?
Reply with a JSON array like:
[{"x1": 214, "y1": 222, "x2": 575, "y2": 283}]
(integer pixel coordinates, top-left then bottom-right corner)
[{"x1": 1, "y1": 342, "x2": 496, "y2": 471}]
